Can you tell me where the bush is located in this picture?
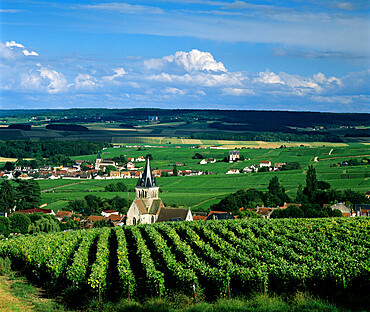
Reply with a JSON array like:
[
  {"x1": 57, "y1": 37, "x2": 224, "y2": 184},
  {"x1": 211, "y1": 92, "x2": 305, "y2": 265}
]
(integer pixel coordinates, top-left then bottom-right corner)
[
  {"x1": 9, "y1": 212, "x2": 30, "y2": 234},
  {"x1": 0, "y1": 257, "x2": 12, "y2": 275},
  {"x1": 0, "y1": 217, "x2": 10, "y2": 236}
]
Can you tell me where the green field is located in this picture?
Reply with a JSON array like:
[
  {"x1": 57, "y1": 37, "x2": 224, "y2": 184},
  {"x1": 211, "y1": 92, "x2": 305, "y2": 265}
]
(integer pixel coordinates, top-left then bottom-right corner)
[{"x1": 35, "y1": 144, "x2": 370, "y2": 212}]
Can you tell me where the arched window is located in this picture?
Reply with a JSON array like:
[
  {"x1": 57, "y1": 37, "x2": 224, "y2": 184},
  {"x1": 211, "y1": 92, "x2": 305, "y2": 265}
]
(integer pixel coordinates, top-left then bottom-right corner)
[{"x1": 133, "y1": 217, "x2": 136, "y2": 225}]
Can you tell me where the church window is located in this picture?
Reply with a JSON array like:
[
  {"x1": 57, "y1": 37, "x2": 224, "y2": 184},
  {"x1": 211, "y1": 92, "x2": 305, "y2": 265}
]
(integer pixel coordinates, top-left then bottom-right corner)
[{"x1": 133, "y1": 217, "x2": 136, "y2": 225}]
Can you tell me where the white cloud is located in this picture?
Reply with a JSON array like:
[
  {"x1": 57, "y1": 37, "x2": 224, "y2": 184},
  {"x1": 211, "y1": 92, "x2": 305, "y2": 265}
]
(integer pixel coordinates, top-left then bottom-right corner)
[
  {"x1": 6, "y1": 41, "x2": 25, "y2": 49},
  {"x1": 39, "y1": 67, "x2": 67, "y2": 93},
  {"x1": 163, "y1": 87, "x2": 186, "y2": 96},
  {"x1": 222, "y1": 88, "x2": 254, "y2": 96},
  {"x1": 23, "y1": 50, "x2": 39, "y2": 56},
  {"x1": 103, "y1": 67, "x2": 127, "y2": 81},
  {"x1": 253, "y1": 70, "x2": 284, "y2": 84},
  {"x1": 81, "y1": 3, "x2": 163, "y2": 15},
  {"x1": 4, "y1": 40, "x2": 38, "y2": 57},
  {"x1": 74, "y1": 73, "x2": 98, "y2": 90},
  {"x1": 144, "y1": 49, "x2": 226, "y2": 72},
  {"x1": 20, "y1": 71, "x2": 42, "y2": 89}
]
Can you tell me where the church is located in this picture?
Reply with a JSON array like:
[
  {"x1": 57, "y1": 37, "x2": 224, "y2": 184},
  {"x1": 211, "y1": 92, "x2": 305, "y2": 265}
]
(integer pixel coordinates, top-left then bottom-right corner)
[{"x1": 126, "y1": 159, "x2": 193, "y2": 225}]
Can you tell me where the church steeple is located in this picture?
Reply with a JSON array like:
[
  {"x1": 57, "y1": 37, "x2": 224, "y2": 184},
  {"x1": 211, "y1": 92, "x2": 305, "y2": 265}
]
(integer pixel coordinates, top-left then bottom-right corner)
[
  {"x1": 136, "y1": 159, "x2": 157, "y2": 188},
  {"x1": 97, "y1": 151, "x2": 101, "y2": 160}
]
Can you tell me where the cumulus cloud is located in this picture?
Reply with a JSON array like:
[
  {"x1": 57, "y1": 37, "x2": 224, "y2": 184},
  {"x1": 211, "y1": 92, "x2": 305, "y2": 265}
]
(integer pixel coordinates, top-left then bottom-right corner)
[
  {"x1": 222, "y1": 87, "x2": 254, "y2": 96},
  {"x1": 39, "y1": 67, "x2": 67, "y2": 93},
  {"x1": 163, "y1": 87, "x2": 186, "y2": 96},
  {"x1": 5, "y1": 40, "x2": 39, "y2": 57},
  {"x1": 74, "y1": 73, "x2": 98, "y2": 90},
  {"x1": 253, "y1": 70, "x2": 284, "y2": 84},
  {"x1": 144, "y1": 49, "x2": 226, "y2": 72},
  {"x1": 103, "y1": 67, "x2": 127, "y2": 81}
]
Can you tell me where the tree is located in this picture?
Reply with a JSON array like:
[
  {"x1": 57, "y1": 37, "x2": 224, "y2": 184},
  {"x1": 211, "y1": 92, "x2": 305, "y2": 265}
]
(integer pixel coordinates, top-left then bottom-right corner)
[
  {"x1": 3, "y1": 162, "x2": 15, "y2": 171},
  {"x1": 15, "y1": 179, "x2": 41, "y2": 210},
  {"x1": 173, "y1": 165, "x2": 178, "y2": 176},
  {"x1": 192, "y1": 153, "x2": 204, "y2": 159},
  {"x1": 145, "y1": 154, "x2": 153, "y2": 160},
  {"x1": 105, "y1": 165, "x2": 117, "y2": 175},
  {"x1": 268, "y1": 176, "x2": 280, "y2": 196},
  {"x1": 84, "y1": 195, "x2": 103, "y2": 215},
  {"x1": 0, "y1": 217, "x2": 10, "y2": 236},
  {"x1": 305, "y1": 165, "x2": 318, "y2": 200},
  {"x1": 93, "y1": 219, "x2": 109, "y2": 228},
  {"x1": 9, "y1": 212, "x2": 30, "y2": 234},
  {"x1": 0, "y1": 180, "x2": 16, "y2": 215}
]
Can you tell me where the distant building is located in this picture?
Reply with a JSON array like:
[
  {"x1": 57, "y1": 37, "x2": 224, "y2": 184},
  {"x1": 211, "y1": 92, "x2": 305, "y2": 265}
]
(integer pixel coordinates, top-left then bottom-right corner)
[
  {"x1": 229, "y1": 150, "x2": 240, "y2": 162},
  {"x1": 95, "y1": 152, "x2": 117, "y2": 170},
  {"x1": 274, "y1": 163, "x2": 286, "y2": 171},
  {"x1": 148, "y1": 116, "x2": 158, "y2": 122},
  {"x1": 226, "y1": 169, "x2": 240, "y2": 174},
  {"x1": 260, "y1": 160, "x2": 271, "y2": 168},
  {"x1": 330, "y1": 203, "x2": 351, "y2": 217}
]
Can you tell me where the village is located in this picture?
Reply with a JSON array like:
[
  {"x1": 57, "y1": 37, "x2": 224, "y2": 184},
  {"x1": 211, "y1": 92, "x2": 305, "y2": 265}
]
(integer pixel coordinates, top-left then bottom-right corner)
[{"x1": 0, "y1": 147, "x2": 291, "y2": 181}]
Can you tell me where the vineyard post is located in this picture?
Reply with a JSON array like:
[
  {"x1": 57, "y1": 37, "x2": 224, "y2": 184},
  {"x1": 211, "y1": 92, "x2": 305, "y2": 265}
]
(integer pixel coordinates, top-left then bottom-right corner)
[
  {"x1": 227, "y1": 280, "x2": 231, "y2": 300},
  {"x1": 192, "y1": 282, "x2": 197, "y2": 303}
]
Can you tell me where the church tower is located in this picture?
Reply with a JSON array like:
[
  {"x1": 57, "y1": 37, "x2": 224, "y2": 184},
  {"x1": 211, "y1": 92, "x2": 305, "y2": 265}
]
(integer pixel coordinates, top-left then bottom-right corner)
[
  {"x1": 126, "y1": 158, "x2": 163, "y2": 225},
  {"x1": 135, "y1": 159, "x2": 159, "y2": 200},
  {"x1": 95, "y1": 151, "x2": 102, "y2": 170}
]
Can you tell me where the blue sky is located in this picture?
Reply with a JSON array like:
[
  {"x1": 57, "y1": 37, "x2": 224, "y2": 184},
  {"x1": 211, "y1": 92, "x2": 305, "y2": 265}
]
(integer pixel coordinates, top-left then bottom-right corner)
[{"x1": 0, "y1": 0, "x2": 369, "y2": 112}]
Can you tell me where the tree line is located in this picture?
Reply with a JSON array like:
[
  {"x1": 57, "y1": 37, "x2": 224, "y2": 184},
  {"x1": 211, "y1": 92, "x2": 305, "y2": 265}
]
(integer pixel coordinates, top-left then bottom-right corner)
[
  {"x1": 0, "y1": 140, "x2": 108, "y2": 158},
  {"x1": 190, "y1": 131, "x2": 342, "y2": 143}
]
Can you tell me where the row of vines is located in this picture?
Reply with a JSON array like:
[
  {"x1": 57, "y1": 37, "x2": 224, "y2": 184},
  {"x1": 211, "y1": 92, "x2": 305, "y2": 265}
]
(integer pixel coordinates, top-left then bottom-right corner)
[{"x1": 0, "y1": 218, "x2": 368, "y2": 300}]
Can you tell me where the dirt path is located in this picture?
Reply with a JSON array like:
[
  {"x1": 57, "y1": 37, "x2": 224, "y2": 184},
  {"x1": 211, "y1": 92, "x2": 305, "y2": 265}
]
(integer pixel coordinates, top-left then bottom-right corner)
[
  {"x1": 329, "y1": 148, "x2": 333, "y2": 155},
  {"x1": 0, "y1": 277, "x2": 33, "y2": 312},
  {"x1": 41, "y1": 180, "x2": 87, "y2": 193},
  {"x1": 314, "y1": 156, "x2": 319, "y2": 162}
]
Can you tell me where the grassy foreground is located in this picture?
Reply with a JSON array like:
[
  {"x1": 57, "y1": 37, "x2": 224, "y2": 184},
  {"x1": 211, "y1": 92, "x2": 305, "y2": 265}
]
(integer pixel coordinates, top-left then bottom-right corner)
[{"x1": 0, "y1": 269, "x2": 349, "y2": 312}]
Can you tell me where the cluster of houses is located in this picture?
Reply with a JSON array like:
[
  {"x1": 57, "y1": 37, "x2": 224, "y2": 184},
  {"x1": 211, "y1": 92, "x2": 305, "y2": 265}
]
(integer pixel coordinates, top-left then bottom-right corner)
[{"x1": 7, "y1": 161, "x2": 370, "y2": 232}]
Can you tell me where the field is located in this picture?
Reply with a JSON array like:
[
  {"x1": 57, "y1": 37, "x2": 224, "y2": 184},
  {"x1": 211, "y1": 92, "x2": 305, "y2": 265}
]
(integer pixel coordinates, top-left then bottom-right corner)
[
  {"x1": 34, "y1": 143, "x2": 370, "y2": 212},
  {"x1": 0, "y1": 218, "x2": 368, "y2": 310}
]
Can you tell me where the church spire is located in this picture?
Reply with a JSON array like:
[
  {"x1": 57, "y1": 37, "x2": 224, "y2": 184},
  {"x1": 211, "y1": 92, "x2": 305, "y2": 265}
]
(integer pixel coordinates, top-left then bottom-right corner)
[
  {"x1": 136, "y1": 158, "x2": 158, "y2": 187},
  {"x1": 97, "y1": 151, "x2": 101, "y2": 159}
]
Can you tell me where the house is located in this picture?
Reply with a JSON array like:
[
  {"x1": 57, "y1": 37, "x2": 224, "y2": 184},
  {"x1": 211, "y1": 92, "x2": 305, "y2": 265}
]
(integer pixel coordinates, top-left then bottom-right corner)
[
  {"x1": 256, "y1": 207, "x2": 275, "y2": 218},
  {"x1": 156, "y1": 207, "x2": 193, "y2": 222},
  {"x1": 226, "y1": 169, "x2": 240, "y2": 174},
  {"x1": 16, "y1": 208, "x2": 55, "y2": 215},
  {"x1": 126, "y1": 162, "x2": 135, "y2": 170},
  {"x1": 127, "y1": 157, "x2": 135, "y2": 162},
  {"x1": 279, "y1": 202, "x2": 302, "y2": 209},
  {"x1": 274, "y1": 163, "x2": 286, "y2": 171},
  {"x1": 206, "y1": 211, "x2": 235, "y2": 220},
  {"x1": 134, "y1": 170, "x2": 143, "y2": 178},
  {"x1": 243, "y1": 165, "x2": 258, "y2": 173},
  {"x1": 86, "y1": 215, "x2": 106, "y2": 226},
  {"x1": 102, "y1": 209, "x2": 119, "y2": 218},
  {"x1": 355, "y1": 204, "x2": 370, "y2": 217},
  {"x1": 152, "y1": 170, "x2": 161, "y2": 178},
  {"x1": 121, "y1": 171, "x2": 131, "y2": 179},
  {"x1": 126, "y1": 159, "x2": 164, "y2": 225},
  {"x1": 175, "y1": 162, "x2": 184, "y2": 166},
  {"x1": 229, "y1": 150, "x2": 240, "y2": 162},
  {"x1": 105, "y1": 214, "x2": 124, "y2": 224},
  {"x1": 136, "y1": 156, "x2": 146, "y2": 162},
  {"x1": 207, "y1": 158, "x2": 216, "y2": 163},
  {"x1": 55, "y1": 210, "x2": 73, "y2": 221},
  {"x1": 110, "y1": 171, "x2": 121, "y2": 178},
  {"x1": 330, "y1": 203, "x2": 351, "y2": 217},
  {"x1": 199, "y1": 159, "x2": 207, "y2": 165},
  {"x1": 260, "y1": 160, "x2": 271, "y2": 168},
  {"x1": 95, "y1": 152, "x2": 117, "y2": 170}
]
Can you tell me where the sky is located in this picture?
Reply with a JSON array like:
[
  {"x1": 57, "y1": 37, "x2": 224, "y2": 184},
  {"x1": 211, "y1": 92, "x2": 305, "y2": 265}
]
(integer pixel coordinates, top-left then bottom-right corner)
[{"x1": 0, "y1": 0, "x2": 369, "y2": 112}]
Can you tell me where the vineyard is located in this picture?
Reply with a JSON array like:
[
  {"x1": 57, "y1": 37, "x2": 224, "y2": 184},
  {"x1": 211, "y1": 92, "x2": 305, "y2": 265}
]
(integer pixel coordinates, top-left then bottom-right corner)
[{"x1": 0, "y1": 218, "x2": 369, "y2": 305}]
